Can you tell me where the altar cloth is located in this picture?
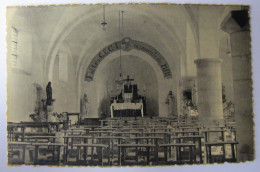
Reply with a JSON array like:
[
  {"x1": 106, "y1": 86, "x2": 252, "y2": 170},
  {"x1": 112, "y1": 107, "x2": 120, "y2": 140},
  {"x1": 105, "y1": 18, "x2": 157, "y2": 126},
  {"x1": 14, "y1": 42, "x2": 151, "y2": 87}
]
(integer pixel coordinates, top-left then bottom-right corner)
[{"x1": 110, "y1": 102, "x2": 143, "y2": 118}]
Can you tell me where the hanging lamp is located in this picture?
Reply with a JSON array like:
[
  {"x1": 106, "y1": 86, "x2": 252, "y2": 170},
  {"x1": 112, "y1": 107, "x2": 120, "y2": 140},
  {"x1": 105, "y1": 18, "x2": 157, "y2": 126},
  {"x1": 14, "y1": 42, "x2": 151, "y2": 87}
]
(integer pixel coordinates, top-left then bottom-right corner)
[{"x1": 101, "y1": 5, "x2": 107, "y2": 30}]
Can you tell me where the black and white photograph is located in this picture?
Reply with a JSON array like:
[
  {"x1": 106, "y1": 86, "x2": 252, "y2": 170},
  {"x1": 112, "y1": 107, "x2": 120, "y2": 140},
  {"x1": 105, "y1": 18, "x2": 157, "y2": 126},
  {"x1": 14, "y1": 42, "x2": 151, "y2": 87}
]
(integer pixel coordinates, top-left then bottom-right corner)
[{"x1": 4, "y1": 2, "x2": 256, "y2": 168}]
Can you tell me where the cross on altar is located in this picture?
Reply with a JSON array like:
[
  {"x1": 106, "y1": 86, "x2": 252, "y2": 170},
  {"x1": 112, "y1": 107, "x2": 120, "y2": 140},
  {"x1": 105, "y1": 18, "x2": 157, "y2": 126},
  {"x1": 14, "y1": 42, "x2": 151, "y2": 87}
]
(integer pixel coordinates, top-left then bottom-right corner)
[{"x1": 124, "y1": 75, "x2": 134, "y2": 84}]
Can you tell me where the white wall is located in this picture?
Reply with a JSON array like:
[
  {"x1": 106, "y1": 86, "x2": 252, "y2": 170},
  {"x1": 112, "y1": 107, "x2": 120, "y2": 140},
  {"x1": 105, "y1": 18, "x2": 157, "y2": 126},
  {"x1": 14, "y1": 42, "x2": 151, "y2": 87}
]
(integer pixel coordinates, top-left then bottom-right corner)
[
  {"x1": 219, "y1": 32, "x2": 234, "y2": 102},
  {"x1": 7, "y1": 12, "x2": 45, "y2": 122},
  {"x1": 51, "y1": 44, "x2": 78, "y2": 113}
]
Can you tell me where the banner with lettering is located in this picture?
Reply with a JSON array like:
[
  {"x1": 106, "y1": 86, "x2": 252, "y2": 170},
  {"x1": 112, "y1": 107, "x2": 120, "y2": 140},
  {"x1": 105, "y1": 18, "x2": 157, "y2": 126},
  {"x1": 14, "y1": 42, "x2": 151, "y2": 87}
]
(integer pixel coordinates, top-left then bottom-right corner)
[{"x1": 85, "y1": 37, "x2": 172, "y2": 81}]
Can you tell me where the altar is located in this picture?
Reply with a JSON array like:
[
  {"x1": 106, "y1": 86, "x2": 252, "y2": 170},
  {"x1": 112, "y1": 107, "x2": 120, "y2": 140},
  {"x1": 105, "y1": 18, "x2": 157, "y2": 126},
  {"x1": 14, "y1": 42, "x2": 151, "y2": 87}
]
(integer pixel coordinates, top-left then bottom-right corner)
[
  {"x1": 110, "y1": 75, "x2": 146, "y2": 118},
  {"x1": 110, "y1": 102, "x2": 144, "y2": 118}
]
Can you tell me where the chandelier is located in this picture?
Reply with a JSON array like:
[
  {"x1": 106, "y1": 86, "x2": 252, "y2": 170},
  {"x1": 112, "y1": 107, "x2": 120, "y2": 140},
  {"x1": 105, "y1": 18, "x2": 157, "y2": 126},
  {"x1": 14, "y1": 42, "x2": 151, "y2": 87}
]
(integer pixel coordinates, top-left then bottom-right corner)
[
  {"x1": 115, "y1": 10, "x2": 124, "y2": 85},
  {"x1": 101, "y1": 5, "x2": 107, "y2": 30}
]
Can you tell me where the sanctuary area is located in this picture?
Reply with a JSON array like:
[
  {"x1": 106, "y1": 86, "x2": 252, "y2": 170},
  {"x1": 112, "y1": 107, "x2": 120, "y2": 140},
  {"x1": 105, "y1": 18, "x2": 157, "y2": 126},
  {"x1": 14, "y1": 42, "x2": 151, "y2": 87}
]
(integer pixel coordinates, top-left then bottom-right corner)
[{"x1": 6, "y1": 4, "x2": 253, "y2": 166}]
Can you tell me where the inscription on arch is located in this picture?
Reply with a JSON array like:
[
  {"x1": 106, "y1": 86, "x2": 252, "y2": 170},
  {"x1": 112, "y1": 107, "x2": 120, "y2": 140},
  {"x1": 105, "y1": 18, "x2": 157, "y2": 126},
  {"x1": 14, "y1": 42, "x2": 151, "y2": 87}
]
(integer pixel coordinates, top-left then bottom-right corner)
[{"x1": 85, "y1": 37, "x2": 172, "y2": 81}]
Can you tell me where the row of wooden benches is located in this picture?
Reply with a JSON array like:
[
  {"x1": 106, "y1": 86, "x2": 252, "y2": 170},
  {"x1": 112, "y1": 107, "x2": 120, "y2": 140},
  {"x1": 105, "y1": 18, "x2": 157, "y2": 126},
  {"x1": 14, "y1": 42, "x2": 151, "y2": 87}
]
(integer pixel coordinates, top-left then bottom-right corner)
[{"x1": 8, "y1": 132, "x2": 238, "y2": 165}]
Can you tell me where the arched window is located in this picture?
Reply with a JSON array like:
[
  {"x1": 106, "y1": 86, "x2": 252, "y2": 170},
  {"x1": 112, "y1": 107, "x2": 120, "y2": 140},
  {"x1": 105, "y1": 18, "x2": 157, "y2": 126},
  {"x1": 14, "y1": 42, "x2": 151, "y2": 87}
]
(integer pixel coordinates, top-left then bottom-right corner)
[
  {"x1": 10, "y1": 25, "x2": 32, "y2": 73},
  {"x1": 11, "y1": 26, "x2": 18, "y2": 67}
]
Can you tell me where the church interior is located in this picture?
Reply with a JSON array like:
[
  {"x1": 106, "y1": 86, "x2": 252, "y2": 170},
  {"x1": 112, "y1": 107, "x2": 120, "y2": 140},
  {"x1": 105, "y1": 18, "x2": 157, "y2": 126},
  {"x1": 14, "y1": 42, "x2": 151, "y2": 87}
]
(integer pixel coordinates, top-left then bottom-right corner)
[{"x1": 6, "y1": 4, "x2": 253, "y2": 166}]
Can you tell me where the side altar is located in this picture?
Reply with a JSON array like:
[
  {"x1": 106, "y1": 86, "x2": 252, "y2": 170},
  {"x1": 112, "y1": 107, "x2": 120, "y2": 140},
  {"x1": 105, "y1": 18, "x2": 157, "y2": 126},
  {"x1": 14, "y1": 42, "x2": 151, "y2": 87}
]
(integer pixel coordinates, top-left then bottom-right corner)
[{"x1": 110, "y1": 75, "x2": 146, "y2": 118}]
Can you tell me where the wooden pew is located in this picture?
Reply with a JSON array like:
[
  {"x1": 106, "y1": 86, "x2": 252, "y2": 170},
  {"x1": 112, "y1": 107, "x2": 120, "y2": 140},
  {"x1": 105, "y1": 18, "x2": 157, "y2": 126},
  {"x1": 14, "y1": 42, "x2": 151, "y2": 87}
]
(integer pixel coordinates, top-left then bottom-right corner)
[
  {"x1": 170, "y1": 135, "x2": 204, "y2": 163},
  {"x1": 96, "y1": 136, "x2": 128, "y2": 165},
  {"x1": 159, "y1": 143, "x2": 196, "y2": 164},
  {"x1": 24, "y1": 135, "x2": 58, "y2": 143},
  {"x1": 63, "y1": 135, "x2": 92, "y2": 163},
  {"x1": 127, "y1": 136, "x2": 164, "y2": 163},
  {"x1": 66, "y1": 127, "x2": 91, "y2": 135},
  {"x1": 73, "y1": 143, "x2": 109, "y2": 165},
  {"x1": 118, "y1": 144, "x2": 156, "y2": 165},
  {"x1": 204, "y1": 141, "x2": 238, "y2": 163},
  {"x1": 11, "y1": 132, "x2": 55, "y2": 142},
  {"x1": 32, "y1": 143, "x2": 67, "y2": 165},
  {"x1": 113, "y1": 131, "x2": 141, "y2": 137},
  {"x1": 8, "y1": 122, "x2": 65, "y2": 142},
  {"x1": 8, "y1": 142, "x2": 32, "y2": 164}
]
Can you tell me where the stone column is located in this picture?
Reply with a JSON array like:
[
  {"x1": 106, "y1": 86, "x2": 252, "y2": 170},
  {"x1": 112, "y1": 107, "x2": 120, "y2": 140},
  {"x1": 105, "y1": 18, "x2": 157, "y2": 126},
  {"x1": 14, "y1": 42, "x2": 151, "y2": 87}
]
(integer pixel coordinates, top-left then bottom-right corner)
[
  {"x1": 221, "y1": 10, "x2": 254, "y2": 161},
  {"x1": 194, "y1": 58, "x2": 223, "y2": 122}
]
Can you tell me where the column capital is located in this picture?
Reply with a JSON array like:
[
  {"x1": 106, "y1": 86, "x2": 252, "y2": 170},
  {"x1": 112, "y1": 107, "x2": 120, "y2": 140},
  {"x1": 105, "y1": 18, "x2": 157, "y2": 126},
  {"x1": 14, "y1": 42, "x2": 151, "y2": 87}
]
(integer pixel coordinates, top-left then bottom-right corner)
[{"x1": 221, "y1": 10, "x2": 250, "y2": 34}]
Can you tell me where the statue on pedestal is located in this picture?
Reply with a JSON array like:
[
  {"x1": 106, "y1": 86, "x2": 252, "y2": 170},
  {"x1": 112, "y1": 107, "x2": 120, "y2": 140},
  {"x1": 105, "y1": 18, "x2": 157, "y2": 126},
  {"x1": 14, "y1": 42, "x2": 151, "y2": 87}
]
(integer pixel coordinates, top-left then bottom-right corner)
[
  {"x1": 80, "y1": 93, "x2": 89, "y2": 119},
  {"x1": 46, "y1": 82, "x2": 52, "y2": 105},
  {"x1": 165, "y1": 91, "x2": 177, "y2": 117}
]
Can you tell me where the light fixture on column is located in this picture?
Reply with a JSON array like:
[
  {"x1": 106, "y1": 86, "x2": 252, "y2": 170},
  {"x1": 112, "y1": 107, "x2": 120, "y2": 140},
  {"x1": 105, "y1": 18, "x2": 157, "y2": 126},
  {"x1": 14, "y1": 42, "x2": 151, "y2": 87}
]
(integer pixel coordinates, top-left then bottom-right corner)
[
  {"x1": 101, "y1": 5, "x2": 107, "y2": 30},
  {"x1": 226, "y1": 34, "x2": 231, "y2": 55}
]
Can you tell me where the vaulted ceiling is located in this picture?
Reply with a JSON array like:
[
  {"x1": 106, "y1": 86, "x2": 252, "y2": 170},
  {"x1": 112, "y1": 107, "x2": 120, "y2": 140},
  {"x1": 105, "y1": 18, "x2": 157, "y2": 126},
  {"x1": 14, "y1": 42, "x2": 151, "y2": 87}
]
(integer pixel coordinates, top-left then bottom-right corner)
[{"x1": 8, "y1": 4, "x2": 238, "y2": 81}]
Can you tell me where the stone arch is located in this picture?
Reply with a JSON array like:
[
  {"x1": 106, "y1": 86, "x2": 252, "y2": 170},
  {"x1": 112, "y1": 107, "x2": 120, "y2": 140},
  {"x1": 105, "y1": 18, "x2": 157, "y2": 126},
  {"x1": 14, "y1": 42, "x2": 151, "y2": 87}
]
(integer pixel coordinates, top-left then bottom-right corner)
[
  {"x1": 45, "y1": 5, "x2": 185, "y2": 82},
  {"x1": 183, "y1": 5, "x2": 200, "y2": 59},
  {"x1": 85, "y1": 37, "x2": 172, "y2": 81},
  {"x1": 79, "y1": 47, "x2": 177, "y2": 118}
]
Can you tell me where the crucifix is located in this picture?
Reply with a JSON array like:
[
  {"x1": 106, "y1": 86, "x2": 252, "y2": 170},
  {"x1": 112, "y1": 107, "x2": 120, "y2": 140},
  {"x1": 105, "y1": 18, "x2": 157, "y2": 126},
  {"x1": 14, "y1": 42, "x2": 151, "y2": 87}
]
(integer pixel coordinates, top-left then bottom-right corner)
[
  {"x1": 124, "y1": 75, "x2": 134, "y2": 85},
  {"x1": 123, "y1": 75, "x2": 134, "y2": 95}
]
